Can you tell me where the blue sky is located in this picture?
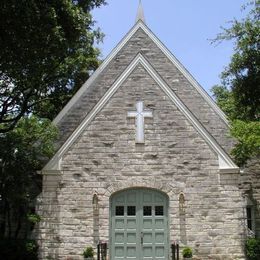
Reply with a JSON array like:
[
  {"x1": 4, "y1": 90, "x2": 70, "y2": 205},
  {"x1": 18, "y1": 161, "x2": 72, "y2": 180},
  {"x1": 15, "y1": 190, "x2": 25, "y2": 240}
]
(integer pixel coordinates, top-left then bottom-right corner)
[{"x1": 92, "y1": 0, "x2": 248, "y2": 94}]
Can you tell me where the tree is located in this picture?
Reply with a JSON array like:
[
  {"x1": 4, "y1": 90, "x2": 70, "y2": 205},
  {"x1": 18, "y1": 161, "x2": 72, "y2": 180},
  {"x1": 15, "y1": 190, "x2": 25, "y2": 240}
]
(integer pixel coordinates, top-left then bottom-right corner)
[
  {"x1": 230, "y1": 120, "x2": 260, "y2": 165},
  {"x1": 0, "y1": 0, "x2": 106, "y2": 133},
  {"x1": 0, "y1": 2, "x2": 107, "y2": 253},
  {"x1": 212, "y1": 1, "x2": 260, "y2": 166},
  {"x1": 213, "y1": 1, "x2": 260, "y2": 121},
  {"x1": 0, "y1": 116, "x2": 58, "y2": 239}
]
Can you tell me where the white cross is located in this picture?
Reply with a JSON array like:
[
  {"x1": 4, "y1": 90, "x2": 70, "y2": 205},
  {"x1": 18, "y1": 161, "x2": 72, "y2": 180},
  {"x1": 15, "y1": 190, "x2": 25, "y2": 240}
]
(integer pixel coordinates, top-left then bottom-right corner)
[{"x1": 127, "y1": 101, "x2": 153, "y2": 143}]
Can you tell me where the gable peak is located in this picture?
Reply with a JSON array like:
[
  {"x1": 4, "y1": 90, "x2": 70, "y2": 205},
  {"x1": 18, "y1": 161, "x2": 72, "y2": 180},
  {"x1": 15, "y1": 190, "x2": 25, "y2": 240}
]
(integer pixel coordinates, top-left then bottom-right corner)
[{"x1": 136, "y1": 0, "x2": 145, "y2": 23}]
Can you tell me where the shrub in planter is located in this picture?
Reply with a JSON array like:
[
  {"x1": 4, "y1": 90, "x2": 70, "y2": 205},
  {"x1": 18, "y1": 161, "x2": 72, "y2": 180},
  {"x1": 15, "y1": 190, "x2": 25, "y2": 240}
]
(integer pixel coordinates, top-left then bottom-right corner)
[
  {"x1": 182, "y1": 246, "x2": 193, "y2": 259},
  {"x1": 246, "y1": 238, "x2": 260, "y2": 260},
  {"x1": 83, "y1": 246, "x2": 94, "y2": 260}
]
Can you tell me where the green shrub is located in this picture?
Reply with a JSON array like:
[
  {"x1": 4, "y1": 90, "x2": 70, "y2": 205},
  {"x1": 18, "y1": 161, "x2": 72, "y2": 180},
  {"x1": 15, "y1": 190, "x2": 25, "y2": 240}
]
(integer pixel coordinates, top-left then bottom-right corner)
[
  {"x1": 26, "y1": 239, "x2": 38, "y2": 255},
  {"x1": 27, "y1": 213, "x2": 41, "y2": 224},
  {"x1": 83, "y1": 246, "x2": 94, "y2": 258},
  {"x1": 182, "y1": 246, "x2": 193, "y2": 258},
  {"x1": 246, "y1": 238, "x2": 260, "y2": 260}
]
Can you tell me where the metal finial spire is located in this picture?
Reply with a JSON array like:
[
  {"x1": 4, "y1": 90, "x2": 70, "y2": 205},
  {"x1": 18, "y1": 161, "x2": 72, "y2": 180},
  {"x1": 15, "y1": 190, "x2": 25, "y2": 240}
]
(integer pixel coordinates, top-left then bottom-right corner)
[{"x1": 136, "y1": 0, "x2": 145, "y2": 23}]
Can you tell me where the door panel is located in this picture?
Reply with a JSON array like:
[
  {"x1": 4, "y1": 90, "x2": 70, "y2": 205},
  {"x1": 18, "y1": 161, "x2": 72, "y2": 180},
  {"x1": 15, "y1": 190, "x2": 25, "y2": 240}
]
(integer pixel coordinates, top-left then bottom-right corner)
[{"x1": 111, "y1": 188, "x2": 169, "y2": 260}]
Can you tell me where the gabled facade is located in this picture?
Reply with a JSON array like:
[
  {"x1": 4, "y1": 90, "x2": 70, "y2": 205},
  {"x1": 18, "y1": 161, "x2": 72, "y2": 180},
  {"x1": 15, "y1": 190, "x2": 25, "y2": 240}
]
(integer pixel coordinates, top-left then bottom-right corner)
[{"x1": 36, "y1": 14, "x2": 259, "y2": 260}]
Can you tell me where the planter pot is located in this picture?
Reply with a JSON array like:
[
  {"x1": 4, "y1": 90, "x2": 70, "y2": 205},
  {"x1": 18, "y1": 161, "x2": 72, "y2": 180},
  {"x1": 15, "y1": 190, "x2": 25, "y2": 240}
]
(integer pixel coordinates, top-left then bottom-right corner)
[
  {"x1": 183, "y1": 258, "x2": 192, "y2": 260},
  {"x1": 84, "y1": 258, "x2": 94, "y2": 260}
]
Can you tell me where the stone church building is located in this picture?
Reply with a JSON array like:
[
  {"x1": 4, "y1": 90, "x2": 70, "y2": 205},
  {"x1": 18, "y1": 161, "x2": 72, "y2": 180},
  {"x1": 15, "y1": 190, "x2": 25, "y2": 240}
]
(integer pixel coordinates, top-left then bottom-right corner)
[{"x1": 36, "y1": 3, "x2": 260, "y2": 260}]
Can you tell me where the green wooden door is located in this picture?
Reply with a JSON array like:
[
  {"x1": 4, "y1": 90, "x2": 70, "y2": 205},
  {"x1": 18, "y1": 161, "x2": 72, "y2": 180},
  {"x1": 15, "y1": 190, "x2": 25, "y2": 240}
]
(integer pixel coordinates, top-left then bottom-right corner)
[{"x1": 110, "y1": 188, "x2": 169, "y2": 260}]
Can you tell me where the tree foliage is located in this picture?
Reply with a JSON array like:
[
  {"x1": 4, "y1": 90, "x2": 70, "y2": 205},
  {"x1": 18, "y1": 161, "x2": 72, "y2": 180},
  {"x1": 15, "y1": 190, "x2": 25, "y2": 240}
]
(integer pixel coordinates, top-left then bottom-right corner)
[
  {"x1": 212, "y1": 1, "x2": 260, "y2": 166},
  {"x1": 0, "y1": 116, "x2": 58, "y2": 238},
  {"x1": 230, "y1": 120, "x2": 260, "y2": 165},
  {"x1": 213, "y1": 1, "x2": 260, "y2": 121},
  {"x1": 211, "y1": 85, "x2": 236, "y2": 120},
  {"x1": 0, "y1": 0, "x2": 106, "y2": 247},
  {"x1": 0, "y1": 0, "x2": 106, "y2": 133}
]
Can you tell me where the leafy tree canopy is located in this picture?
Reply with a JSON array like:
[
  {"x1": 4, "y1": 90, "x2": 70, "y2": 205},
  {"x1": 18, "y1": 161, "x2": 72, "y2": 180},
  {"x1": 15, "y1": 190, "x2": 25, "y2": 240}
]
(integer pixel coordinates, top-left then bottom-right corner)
[
  {"x1": 230, "y1": 120, "x2": 260, "y2": 165},
  {"x1": 0, "y1": 116, "x2": 58, "y2": 238},
  {"x1": 0, "y1": 0, "x2": 106, "y2": 241},
  {"x1": 0, "y1": 0, "x2": 106, "y2": 133},
  {"x1": 212, "y1": 1, "x2": 260, "y2": 166}
]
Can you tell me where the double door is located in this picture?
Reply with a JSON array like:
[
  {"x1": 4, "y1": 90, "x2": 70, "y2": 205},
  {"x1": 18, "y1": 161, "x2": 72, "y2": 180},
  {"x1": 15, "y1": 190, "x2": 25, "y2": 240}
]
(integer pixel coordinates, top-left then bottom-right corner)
[{"x1": 110, "y1": 188, "x2": 169, "y2": 260}]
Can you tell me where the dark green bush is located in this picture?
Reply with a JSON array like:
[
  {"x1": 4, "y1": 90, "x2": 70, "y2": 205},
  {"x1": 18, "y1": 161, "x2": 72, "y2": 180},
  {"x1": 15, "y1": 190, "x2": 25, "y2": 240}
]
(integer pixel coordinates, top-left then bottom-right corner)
[
  {"x1": 83, "y1": 246, "x2": 94, "y2": 258},
  {"x1": 0, "y1": 238, "x2": 38, "y2": 260},
  {"x1": 182, "y1": 246, "x2": 193, "y2": 258},
  {"x1": 246, "y1": 238, "x2": 260, "y2": 260}
]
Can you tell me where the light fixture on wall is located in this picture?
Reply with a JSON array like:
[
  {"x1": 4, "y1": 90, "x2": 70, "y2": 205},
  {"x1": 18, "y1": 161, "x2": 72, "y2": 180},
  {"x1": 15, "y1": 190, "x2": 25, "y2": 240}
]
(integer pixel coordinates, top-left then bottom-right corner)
[
  {"x1": 92, "y1": 193, "x2": 99, "y2": 211},
  {"x1": 179, "y1": 193, "x2": 185, "y2": 214}
]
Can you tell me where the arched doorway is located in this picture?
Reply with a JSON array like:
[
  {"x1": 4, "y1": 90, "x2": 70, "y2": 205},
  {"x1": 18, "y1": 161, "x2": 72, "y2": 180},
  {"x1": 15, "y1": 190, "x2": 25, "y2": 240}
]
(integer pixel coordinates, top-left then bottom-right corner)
[{"x1": 110, "y1": 188, "x2": 169, "y2": 259}]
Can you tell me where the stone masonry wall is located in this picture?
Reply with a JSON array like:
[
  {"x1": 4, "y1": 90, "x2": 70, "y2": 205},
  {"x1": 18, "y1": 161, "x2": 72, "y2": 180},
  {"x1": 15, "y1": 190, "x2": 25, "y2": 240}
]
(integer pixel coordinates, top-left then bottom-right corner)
[
  {"x1": 56, "y1": 28, "x2": 234, "y2": 154},
  {"x1": 239, "y1": 157, "x2": 260, "y2": 237},
  {"x1": 38, "y1": 66, "x2": 245, "y2": 259},
  {"x1": 36, "y1": 172, "x2": 62, "y2": 259}
]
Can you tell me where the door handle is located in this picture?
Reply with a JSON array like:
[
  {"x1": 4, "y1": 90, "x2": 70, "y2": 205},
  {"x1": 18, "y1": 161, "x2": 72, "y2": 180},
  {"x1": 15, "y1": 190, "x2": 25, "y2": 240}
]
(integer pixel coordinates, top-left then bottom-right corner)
[{"x1": 141, "y1": 232, "x2": 143, "y2": 245}]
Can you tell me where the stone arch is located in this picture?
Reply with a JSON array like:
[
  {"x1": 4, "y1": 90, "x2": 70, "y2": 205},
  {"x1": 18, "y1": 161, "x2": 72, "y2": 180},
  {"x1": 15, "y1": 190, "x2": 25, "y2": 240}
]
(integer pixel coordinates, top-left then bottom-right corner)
[
  {"x1": 110, "y1": 187, "x2": 170, "y2": 204},
  {"x1": 103, "y1": 180, "x2": 178, "y2": 199}
]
